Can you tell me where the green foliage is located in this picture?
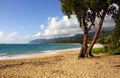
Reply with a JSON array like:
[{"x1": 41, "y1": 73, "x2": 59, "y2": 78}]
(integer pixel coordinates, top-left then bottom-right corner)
[
  {"x1": 91, "y1": 47, "x2": 120, "y2": 55},
  {"x1": 92, "y1": 47, "x2": 105, "y2": 54},
  {"x1": 97, "y1": 35, "x2": 112, "y2": 44},
  {"x1": 112, "y1": 7, "x2": 120, "y2": 48},
  {"x1": 104, "y1": 35, "x2": 112, "y2": 44},
  {"x1": 97, "y1": 38, "x2": 105, "y2": 44},
  {"x1": 107, "y1": 47, "x2": 120, "y2": 55},
  {"x1": 60, "y1": 0, "x2": 119, "y2": 26}
]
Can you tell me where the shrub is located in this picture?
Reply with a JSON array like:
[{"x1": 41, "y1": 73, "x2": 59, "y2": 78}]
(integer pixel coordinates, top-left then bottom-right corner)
[
  {"x1": 92, "y1": 47, "x2": 105, "y2": 54},
  {"x1": 107, "y1": 47, "x2": 120, "y2": 55}
]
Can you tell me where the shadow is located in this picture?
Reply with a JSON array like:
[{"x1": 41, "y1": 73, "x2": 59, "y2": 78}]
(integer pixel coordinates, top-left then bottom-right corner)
[
  {"x1": 0, "y1": 58, "x2": 62, "y2": 70},
  {"x1": 114, "y1": 53, "x2": 120, "y2": 55},
  {"x1": 114, "y1": 65, "x2": 120, "y2": 68}
]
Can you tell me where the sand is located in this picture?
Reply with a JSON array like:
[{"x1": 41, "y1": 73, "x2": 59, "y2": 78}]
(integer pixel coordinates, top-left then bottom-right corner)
[{"x1": 0, "y1": 44, "x2": 120, "y2": 78}]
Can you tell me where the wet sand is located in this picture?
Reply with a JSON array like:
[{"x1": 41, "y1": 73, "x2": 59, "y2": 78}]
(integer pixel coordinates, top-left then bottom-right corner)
[{"x1": 0, "y1": 49, "x2": 120, "y2": 78}]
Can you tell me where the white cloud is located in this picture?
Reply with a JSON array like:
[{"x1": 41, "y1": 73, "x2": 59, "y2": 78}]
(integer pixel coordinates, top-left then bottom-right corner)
[
  {"x1": 40, "y1": 24, "x2": 45, "y2": 30},
  {"x1": 36, "y1": 15, "x2": 82, "y2": 38},
  {"x1": 7, "y1": 32, "x2": 18, "y2": 37},
  {"x1": 34, "y1": 32, "x2": 41, "y2": 37},
  {"x1": 0, "y1": 31, "x2": 40, "y2": 43},
  {"x1": 0, "y1": 32, "x2": 20, "y2": 43},
  {"x1": 35, "y1": 15, "x2": 115, "y2": 39},
  {"x1": 0, "y1": 15, "x2": 115, "y2": 44},
  {"x1": 0, "y1": 31, "x2": 3, "y2": 39},
  {"x1": 6, "y1": 32, "x2": 18, "y2": 41}
]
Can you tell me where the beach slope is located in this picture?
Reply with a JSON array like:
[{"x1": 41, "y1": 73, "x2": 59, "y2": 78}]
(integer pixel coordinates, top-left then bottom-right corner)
[{"x1": 0, "y1": 49, "x2": 120, "y2": 78}]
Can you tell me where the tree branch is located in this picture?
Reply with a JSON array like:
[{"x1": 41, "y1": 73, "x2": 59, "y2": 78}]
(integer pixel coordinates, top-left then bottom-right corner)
[
  {"x1": 81, "y1": 11, "x2": 88, "y2": 33},
  {"x1": 88, "y1": 8, "x2": 108, "y2": 49},
  {"x1": 87, "y1": 18, "x2": 95, "y2": 32},
  {"x1": 97, "y1": 12, "x2": 102, "y2": 18}
]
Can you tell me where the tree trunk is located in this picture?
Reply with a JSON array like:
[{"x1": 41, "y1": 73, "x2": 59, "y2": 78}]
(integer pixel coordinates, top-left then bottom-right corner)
[
  {"x1": 78, "y1": 10, "x2": 107, "y2": 58},
  {"x1": 86, "y1": 11, "x2": 107, "y2": 58},
  {"x1": 78, "y1": 12, "x2": 89, "y2": 58},
  {"x1": 78, "y1": 31, "x2": 88, "y2": 58}
]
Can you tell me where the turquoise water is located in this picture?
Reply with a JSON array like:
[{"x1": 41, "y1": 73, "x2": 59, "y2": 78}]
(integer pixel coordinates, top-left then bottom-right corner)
[{"x1": 0, "y1": 43, "x2": 81, "y2": 60}]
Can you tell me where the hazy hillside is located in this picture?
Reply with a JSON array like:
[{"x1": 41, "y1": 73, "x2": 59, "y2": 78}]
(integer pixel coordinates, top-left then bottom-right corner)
[{"x1": 29, "y1": 31, "x2": 112, "y2": 44}]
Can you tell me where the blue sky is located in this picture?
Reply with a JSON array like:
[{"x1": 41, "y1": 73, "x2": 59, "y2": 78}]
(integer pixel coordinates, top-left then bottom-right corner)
[
  {"x1": 0, "y1": 0, "x2": 115, "y2": 43},
  {"x1": 0, "y1": 0, "x2": 64, "y2": 43},
  {"x1": 0, "y1": 0, "x2": 63, "y2": 34}
]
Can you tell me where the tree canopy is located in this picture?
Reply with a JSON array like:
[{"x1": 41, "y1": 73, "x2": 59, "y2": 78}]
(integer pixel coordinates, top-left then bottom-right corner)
[
  {"x1": 60, "y1": 0, "x2": 119, "y2": 28},
  {"x1": 60, "y1": 0, "x2": 120, "y2": 58}
]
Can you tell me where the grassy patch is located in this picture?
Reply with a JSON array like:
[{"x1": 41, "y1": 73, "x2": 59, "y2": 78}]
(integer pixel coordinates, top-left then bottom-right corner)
[
  {"x1": 92, "y1": 47, "x2": 120, "y2": 55},
  {"x1": 92, "y1": 47, "x2": 105, "y2": 54}
]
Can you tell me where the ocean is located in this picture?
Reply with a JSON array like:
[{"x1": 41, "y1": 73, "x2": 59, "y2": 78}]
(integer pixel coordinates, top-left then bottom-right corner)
[{"x1": 0, "y1": 43, "x2": 81, "y2": 60}]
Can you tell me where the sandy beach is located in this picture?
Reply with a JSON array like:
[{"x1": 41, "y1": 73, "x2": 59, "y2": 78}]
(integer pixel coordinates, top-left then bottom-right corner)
[{"x1": 0, "y1": 44, "x2": 120, "y2": 78}]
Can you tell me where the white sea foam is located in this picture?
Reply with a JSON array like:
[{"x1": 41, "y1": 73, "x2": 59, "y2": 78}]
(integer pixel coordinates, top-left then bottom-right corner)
[
  {"x1": 0, "y1": 53, "x2": 7, "y2": 56},
  {"x1": 0, "y1": 48, "x2": 80, "y2": 60},
  {"x1": 0, "y1": 53, "x2": 39, "y2": 60}
]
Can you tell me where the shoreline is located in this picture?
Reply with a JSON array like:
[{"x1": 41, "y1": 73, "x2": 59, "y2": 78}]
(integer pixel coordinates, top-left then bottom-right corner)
[
  {"x1": 0, "y1": 44, "x2": 103, "y2": 61},
  {"x1": 0, "y1": 44, "x2": 119, "y2": 78},
  {"x1": 0, "y1": 48, "x2": 80, "y2": 61}
]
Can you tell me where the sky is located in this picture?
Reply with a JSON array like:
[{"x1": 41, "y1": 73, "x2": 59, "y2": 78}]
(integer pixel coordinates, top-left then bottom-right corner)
[{"x1": 0, "y1": 0, "x2": 115, "y2": 43}]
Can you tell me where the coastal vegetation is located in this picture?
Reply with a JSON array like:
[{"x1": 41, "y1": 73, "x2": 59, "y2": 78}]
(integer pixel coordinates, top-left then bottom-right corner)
[
  {"x1": 112, "y1": 6, "x2": 120, "y2": 48},
  {"x1": 60, "y1": 0, "x2": 120, "y2": 58},
  {"x1": 92, "y1": 47, "x2": 120, "y2": 55}
]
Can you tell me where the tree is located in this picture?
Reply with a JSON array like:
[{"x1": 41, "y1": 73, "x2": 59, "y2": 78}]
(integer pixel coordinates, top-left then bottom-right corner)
[
  {"x1": 112, "y1": 7, "x2": 120, "y2": 48},
  {"x1": 60, "y1": 0, "x2": 120, "y2": 58}
]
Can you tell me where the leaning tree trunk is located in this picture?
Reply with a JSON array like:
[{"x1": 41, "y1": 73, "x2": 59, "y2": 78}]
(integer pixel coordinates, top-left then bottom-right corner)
[
  {"x1": 86, "y1": 10, "x2": 107, "y2": 57},
  {"x1": 78, "y1": 10, "x2": 107, "y2": 58}
]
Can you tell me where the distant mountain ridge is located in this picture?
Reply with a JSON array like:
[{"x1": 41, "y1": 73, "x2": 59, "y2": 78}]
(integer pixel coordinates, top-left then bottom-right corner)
[{"x1": 29, "y1": 31, "x2": 112, "y2": 44}]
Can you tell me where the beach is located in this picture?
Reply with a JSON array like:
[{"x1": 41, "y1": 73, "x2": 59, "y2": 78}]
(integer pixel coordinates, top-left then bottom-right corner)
[{"x1": 0, "y1": 44, "x2": 120, "y2": 78}]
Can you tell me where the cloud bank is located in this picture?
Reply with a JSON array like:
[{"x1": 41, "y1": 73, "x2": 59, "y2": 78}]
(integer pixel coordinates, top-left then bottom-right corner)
[
  {"x1": 35, "y1": 15, "x2": 115, "y2": 38},
  {"x1": 0, "y1": 32, "x2": 19, "y2": 43},
  {"x1": 0, "y1": 15, "x2": 115, "y2": 43},
  {"x1": 35, "y1": 15, "x2": 82, "y2": 38}
]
